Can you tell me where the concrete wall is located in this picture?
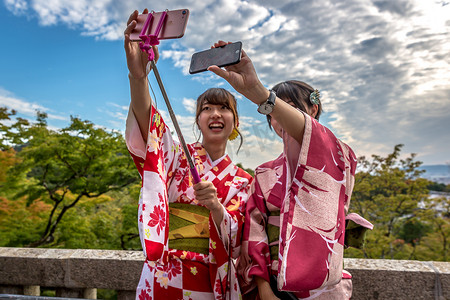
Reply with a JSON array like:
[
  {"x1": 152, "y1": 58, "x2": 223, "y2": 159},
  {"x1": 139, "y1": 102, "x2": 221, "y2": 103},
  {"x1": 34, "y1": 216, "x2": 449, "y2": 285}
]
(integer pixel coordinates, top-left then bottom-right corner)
[{"x1": 0, "y1": 247, "x2": 448, "y2": 299}]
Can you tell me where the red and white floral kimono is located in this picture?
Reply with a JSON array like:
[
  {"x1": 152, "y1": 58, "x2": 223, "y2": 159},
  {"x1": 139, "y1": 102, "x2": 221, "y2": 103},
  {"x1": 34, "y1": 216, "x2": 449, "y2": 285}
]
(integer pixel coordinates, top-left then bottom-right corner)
[
  {"x1": 126, "y1": 105, "x2": 252, "y2": 300},
  {"x1": 239, "y1": 112, "x2": 361, "y2": 299}
]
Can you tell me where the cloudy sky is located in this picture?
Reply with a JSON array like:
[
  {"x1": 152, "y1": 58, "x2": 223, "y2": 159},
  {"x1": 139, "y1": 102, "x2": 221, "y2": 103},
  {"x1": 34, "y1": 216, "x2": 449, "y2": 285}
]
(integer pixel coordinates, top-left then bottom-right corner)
[{"x1": 1, "y1": 0, "x2": 449, "y2": 170}]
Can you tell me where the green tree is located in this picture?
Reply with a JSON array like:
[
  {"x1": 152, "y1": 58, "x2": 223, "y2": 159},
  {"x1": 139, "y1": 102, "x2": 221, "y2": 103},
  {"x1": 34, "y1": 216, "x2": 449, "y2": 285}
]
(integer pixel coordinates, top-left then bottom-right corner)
[
  {"x1": 2, "y1": 110, "x2": 140, "y2": 247},
  {"x1": 414, "y1": 196, "x2": 449, "y2": 261},
  {"x1": 347, "y1": 144, "x2": 432, "y2": 259},
  {"x1": 236, "y1": 162, "x2": 254, "y2": 177},
  {"x1": 0, "y1": 196, "x2": 50, "y2": 246},
  {"x1": 118, "y1": 183, "x2": 142, "y2": 250}
]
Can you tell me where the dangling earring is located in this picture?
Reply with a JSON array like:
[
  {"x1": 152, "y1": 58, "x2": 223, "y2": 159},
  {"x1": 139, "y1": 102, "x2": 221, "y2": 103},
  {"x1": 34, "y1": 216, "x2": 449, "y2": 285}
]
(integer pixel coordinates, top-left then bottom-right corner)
[{"x1": 228, "y1": 127, "x2": 239, "y2": 141}]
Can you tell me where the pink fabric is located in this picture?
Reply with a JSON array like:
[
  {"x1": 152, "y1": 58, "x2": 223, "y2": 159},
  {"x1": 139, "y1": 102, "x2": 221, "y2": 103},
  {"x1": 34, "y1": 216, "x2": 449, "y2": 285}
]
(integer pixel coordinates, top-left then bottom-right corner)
[
  {"x1": 346, "y1": 213, "x2": 374, "y2": 230},
  {"x1": 239, "y1": 112, "x2": 357, "y2": 299}
]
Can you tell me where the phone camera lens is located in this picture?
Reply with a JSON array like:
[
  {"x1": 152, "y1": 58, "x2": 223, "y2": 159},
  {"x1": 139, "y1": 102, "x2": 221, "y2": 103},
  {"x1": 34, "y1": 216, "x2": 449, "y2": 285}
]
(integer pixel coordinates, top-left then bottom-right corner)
[{"x1": 182, "y1": 10, "x2": 187, "y2": 14}]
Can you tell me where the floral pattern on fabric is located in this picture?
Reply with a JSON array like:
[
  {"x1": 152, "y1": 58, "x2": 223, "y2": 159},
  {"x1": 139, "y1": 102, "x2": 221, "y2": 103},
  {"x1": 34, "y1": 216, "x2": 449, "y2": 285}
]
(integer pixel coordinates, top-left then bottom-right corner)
[
  {"x1": 125, "y1": 104, "x2": 252, "y2": 300},
  {"x1": 148, "y1": 204, "x2": 166, "y2": 235}
]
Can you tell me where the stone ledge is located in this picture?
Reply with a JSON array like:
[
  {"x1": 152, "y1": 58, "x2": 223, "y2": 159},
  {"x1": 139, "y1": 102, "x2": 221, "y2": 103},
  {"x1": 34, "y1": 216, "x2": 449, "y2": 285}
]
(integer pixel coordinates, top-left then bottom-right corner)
[
  {"x1": 0, "y1": 248, "x2": 449, "y2": 299},
  {"x1": 345, "y1": 258, "x2": 448, "y2": 299},
  {"x1": 0, "y1": 248, "x2": 143, "y2": 291}
]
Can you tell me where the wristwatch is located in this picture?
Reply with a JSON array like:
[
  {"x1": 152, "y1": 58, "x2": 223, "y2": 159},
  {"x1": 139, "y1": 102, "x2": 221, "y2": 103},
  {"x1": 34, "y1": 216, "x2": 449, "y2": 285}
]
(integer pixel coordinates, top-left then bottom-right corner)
[{"x1": 257, "y1": 90, "x2": 276, "y2": 115}]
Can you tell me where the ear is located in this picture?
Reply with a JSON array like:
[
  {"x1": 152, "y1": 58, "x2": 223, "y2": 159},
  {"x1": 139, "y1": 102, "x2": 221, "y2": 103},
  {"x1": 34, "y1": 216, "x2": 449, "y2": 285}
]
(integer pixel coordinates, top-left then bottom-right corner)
[{"x1": 310, "y1": 104, "x2": 319, "y2": 118}]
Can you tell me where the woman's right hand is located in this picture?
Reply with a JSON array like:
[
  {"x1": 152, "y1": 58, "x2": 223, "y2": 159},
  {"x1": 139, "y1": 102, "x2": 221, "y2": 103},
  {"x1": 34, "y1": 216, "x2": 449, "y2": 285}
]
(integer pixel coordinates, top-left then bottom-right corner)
[
  {"x1": 208, "y1": 41, "x2": 269, "y2": 106},
  {"x1": 124, "y1": 9, "x2": 159, "y2": 79},
  {"x1": 255, "y1": 277, "x2": 281, "y2": 300}
]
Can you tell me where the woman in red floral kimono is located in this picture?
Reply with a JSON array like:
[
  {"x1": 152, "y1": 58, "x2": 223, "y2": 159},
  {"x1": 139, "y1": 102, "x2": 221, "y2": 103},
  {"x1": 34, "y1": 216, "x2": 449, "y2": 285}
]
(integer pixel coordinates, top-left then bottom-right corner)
[
  {"x1": 124, "y1": 12, "x2": 252, "y2": 300},
  {"x1": 209, "y1": 41, "x2": 372, "y2": 299}
]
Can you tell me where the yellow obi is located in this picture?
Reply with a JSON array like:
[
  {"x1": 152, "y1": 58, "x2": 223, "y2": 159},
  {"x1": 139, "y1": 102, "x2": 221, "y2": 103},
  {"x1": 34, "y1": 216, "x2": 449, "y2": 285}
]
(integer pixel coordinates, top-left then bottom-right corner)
[{"x1": 168, "y1": 203, "x2": 210, "y2": 255}]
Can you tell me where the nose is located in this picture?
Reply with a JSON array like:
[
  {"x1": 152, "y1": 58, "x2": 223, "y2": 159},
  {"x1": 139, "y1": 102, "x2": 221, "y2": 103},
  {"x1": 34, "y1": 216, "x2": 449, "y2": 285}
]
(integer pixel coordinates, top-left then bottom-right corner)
[{"x1": 210, "y1": 107, "x2": 221, "y2": 118}]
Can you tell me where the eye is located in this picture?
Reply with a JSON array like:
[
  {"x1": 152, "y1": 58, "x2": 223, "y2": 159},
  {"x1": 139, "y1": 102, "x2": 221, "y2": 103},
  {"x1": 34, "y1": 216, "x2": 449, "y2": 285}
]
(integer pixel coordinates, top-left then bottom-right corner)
[
  {"x1": 221, "y1": 105, "x2": 229, "y2": 110},
  {"x1": 202, "y1": 105, "x2": 210, "y2": 111}
]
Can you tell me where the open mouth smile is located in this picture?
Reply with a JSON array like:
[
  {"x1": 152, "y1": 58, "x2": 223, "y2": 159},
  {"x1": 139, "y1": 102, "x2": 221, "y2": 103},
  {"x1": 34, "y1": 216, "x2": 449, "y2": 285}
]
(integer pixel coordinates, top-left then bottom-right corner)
[{"x1": 209, "y1": 122, "x2": 224, "y2": 130}]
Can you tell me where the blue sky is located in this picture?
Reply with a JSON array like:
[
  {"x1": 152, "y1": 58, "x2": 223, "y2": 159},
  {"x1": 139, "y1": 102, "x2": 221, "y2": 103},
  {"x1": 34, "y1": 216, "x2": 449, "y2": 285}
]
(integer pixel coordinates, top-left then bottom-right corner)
[{"x1": 1, "y1": 0, "x2": 449, "y2": 170}]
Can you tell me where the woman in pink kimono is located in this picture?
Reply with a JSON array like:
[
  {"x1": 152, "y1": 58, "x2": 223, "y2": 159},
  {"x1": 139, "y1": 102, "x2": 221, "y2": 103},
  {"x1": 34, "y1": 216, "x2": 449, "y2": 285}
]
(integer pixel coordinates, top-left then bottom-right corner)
[
  {"x1": 124, "y1": 12, "x2": 252, "y2": 300},
  {"x1": 209, "y1": 41, "x2": 372, "y2": 299}
]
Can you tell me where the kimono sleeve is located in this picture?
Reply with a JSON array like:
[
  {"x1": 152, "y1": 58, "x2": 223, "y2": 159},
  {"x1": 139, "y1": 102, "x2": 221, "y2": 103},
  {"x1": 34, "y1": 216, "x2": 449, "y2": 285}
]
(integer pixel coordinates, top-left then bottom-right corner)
[
  {"x1": 277, "y1": 112, "x2": 357, "y2": 292},
  {"x1": 125, "y1": 104, "x2": 182, "y2": 263},
  {"x1": 239, "y1": 177, "x2": 271, "y2": 288},
  {"x1": 124, "y1": 104, "x2": 147, "y2": 176}
]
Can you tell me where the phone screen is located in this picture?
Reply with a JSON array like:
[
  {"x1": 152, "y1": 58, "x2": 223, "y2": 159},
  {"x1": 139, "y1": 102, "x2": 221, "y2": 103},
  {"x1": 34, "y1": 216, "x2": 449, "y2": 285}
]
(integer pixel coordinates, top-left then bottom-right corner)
[{"x1": 189, "y1": 42, "x2": 242, "y2": 74}]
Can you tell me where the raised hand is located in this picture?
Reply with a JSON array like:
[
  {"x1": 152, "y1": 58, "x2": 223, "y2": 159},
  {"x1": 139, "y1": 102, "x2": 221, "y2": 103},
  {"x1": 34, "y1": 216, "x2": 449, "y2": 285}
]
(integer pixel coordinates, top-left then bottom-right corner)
[
  {"x1": 208, "y1": 41, "x2": 269, "y2": 105},
  {"x1": 193, "y1": 181, "x2": 224, "y2": 225},
  {"x1": 124, "y1": 9, "x2": 159, "y2": 79}
]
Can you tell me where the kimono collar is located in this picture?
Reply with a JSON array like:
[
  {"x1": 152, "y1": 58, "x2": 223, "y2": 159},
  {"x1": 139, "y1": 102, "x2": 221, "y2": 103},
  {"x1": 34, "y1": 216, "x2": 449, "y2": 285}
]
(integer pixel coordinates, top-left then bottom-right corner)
[
  {"x1": 192, "y1": 142, "x2": 232, "y2": 176},
  {"x1": 193, "y1": 142, "x2": 230, "y2": 167}
]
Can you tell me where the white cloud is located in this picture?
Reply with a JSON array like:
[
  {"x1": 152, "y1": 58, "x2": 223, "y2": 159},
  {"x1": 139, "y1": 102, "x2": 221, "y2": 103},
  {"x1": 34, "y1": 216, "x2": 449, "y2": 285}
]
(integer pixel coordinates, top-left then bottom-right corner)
[
  {"x1": 4, "y1": 0, "x2": 28, "y2": 15},
  {"x1": 0, "y1": 88, "x2": 68, "y2": 121},
  {"x1": 158, "y1": 109, "x2": 197, "y2": 144},
  {"x1": 108, "y1": 102, "x2": 129, "y2": 111},
  {"x1": 182, "y1": 98, "x2": 196, "y2": 114},
  {"x1": 4, "y1": 0, "x2": 450, "y2": 167}
]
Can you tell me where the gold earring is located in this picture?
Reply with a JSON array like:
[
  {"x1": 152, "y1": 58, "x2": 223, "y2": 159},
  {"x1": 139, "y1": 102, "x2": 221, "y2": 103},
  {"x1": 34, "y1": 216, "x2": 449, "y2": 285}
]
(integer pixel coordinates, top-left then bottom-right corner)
[{"x1": 228, "y1": 127, "x2": 239, "y2": 141}]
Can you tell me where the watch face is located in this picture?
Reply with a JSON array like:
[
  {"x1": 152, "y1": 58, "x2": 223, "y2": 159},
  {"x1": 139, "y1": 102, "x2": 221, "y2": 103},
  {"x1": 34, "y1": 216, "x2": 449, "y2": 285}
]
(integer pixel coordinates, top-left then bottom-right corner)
[{"x1": 258, "y1": 103, "x2": 273, "y2": 115}]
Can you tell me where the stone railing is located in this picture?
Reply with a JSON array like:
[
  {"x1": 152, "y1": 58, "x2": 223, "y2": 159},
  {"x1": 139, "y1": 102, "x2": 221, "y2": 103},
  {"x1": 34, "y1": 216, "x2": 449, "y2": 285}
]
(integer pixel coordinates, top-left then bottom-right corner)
[{"x1": 0, "y1": 247, "x2": 448, "y2": 299}]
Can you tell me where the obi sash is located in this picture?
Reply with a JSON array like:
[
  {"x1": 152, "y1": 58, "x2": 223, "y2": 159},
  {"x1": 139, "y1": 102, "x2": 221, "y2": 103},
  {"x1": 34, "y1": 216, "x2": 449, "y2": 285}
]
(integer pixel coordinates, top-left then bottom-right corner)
[{"x1": 168, "y1": 203, "x2": 210, "y2": 255}]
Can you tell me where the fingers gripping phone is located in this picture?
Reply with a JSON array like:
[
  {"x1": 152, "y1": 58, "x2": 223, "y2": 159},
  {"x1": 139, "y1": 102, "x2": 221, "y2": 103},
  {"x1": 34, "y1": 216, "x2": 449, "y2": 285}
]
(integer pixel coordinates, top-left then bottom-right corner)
[
  {"x1": 189, "y1": 42, "x2": 242, "y2": 74},
  {"x1": 130, "y1": 9, "x2": 190, "y2": 41}
]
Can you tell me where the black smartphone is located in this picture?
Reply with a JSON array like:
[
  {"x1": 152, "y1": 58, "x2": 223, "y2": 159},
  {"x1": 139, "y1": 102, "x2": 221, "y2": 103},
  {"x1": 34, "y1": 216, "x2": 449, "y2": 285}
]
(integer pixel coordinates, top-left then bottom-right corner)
[{"x1": 189, "y1": 42, "x2": 242, "y2": 74}]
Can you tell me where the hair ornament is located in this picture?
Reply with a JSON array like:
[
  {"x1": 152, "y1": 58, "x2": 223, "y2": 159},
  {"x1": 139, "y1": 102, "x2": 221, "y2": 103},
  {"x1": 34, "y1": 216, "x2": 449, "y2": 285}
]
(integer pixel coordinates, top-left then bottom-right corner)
[
  {"x1": 228, "y1": 127, "x2": 239, "y2": 141},
  {"x1": 310, "y1": 89, "x2": 321, "y2": 105}
]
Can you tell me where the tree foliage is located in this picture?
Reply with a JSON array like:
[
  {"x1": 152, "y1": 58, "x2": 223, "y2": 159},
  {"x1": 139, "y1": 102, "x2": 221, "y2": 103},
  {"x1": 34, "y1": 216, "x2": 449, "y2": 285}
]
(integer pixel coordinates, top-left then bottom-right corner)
[
  {"x1": 236, "y1": 162, "x2": 255, "y2": 177},
  {"x1": 346, "y1": 144, "x2": 450, "y2": 261},
  {"x1": 0, "y1": 107, "x2": 140, "y2": 247}
]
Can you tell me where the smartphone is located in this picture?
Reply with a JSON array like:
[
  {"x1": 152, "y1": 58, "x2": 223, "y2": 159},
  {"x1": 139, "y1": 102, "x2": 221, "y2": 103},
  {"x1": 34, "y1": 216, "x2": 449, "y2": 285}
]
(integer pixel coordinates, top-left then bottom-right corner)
[
  {"x1": 189, "y1": 42, "x2": 242, "y2": 74},
  {"x1": 130, "y1": 9, "x2": 189, "y2": 41}
]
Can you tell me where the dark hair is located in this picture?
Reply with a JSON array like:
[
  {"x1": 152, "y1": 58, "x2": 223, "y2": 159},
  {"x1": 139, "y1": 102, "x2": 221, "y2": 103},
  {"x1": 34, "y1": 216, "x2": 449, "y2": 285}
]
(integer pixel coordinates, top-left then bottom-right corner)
[
  {"x1": 268, "y1": 80, "x2": 322, "y2": 129},
  {"x1": 195, "y1": 88, "x2": 243, "y2": 152}
]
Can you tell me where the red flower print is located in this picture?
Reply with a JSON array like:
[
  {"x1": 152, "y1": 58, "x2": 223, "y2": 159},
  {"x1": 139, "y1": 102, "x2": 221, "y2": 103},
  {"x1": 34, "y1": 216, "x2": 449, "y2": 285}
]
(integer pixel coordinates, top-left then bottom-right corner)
[
  {"x1": 175, "y1": 169, "x2": 191, "y2": 193},
  {"x1": 148, "y1": 205, "x2": 166, "y2": 235},
  {"x1": 162, "y1": 259, "x2": 182, "y2": 280},
  {"x1": 214, "y1": 278, "x2": 226, "y2": 300},
  {"x1": 139, "y1": 214, "x2": 143, "y2": 223},
  {"x1": 138, "y1": 289, "x2": 151, "y2": 300},
  {"x1": 178, "y1": 153, "x2": 188, "y2": 169}
]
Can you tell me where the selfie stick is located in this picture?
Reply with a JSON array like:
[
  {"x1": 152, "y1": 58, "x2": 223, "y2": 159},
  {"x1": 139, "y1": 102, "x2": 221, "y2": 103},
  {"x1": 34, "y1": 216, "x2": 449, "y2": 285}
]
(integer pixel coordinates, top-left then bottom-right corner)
[
  {"x1": 151, "y1": 61, "x2": 201, "y2": 184},
  {"x1": 139, "y1": 10, "x2": 201, "y2": 184}
]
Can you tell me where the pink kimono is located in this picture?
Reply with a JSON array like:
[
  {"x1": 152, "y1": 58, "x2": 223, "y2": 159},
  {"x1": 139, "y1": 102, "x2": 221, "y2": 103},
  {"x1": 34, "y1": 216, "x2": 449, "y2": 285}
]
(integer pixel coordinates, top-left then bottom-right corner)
[
  {"x1": 239, "y1": 112, "x2": 363, "y2": 299},
  {"x1": 126, "y1": 105, "x2": 252, "y2": 300}
]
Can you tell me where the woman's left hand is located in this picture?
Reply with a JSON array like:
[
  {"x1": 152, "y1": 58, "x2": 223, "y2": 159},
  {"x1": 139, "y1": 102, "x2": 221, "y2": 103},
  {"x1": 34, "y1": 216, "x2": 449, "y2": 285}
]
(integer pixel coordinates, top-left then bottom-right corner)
[{"x1": 194, "y1": 181, "x2": 224, "y2": 225}]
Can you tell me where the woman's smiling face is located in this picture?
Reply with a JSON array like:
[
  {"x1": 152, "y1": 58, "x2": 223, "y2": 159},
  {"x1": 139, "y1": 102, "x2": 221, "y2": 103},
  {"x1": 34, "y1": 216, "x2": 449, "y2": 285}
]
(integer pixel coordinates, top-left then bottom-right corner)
[{"x1": 197, "y1": 102, "x2": 234, "y2": 145}]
